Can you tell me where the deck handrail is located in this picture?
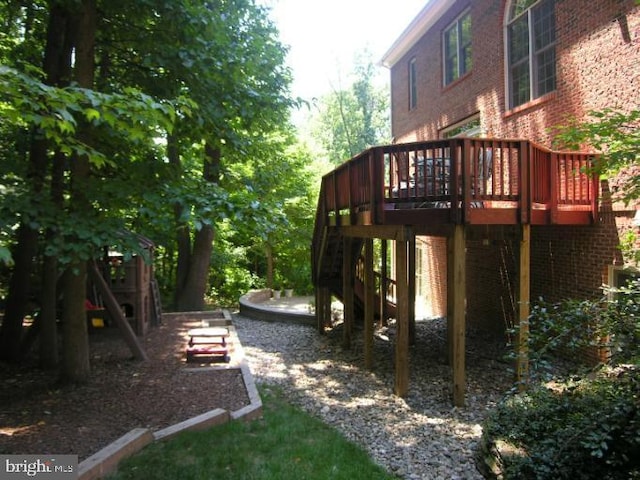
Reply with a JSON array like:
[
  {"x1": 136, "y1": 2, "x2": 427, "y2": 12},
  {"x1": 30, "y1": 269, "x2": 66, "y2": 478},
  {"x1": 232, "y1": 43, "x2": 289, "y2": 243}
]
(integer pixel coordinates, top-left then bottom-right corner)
[{"x1": 312, "y1": 138, "x2": 598, "y2": 285}]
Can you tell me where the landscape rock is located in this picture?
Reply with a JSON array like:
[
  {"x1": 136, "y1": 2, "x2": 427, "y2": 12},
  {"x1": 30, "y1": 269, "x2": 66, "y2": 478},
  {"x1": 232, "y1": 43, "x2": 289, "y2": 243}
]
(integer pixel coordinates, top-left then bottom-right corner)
[{"x1": 233, "y1": 314, "x2": 512, "y2": 480}]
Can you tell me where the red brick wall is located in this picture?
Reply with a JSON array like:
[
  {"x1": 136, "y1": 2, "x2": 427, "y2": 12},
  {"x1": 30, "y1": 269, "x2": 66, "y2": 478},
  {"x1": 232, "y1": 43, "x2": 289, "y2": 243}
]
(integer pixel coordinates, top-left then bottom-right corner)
[
  {"x1": 459, "y1": 204, "x2": 635, "y2": 336},
  {"x1": 466, "y1": 238, "x2": 518, "y2": 334},
  {"x1": 418, "y1": 215, "x2": 631, "y2": 337},
  {"x1": 420, "y1": 235, "x2": 519, "y2": 334},
  {"x1": 390, "y1": 0, "x2": 640, "y2": 144},
  {"x1": 418, "y1": 236, "x2": 448, "y2": 318},
  {"x1": 389, "y1": 0, "x2": 639, "y2": 334}
]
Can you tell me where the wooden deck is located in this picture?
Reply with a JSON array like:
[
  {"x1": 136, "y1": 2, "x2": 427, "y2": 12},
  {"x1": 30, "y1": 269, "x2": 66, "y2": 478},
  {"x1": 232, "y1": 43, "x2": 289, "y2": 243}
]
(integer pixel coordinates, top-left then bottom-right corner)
[
  {"x1": 316, "y1": 138, "x2": 596, "y2": 232},
  {"x1": 311, "y1": 138, "x2": 598, "y2": 406}
]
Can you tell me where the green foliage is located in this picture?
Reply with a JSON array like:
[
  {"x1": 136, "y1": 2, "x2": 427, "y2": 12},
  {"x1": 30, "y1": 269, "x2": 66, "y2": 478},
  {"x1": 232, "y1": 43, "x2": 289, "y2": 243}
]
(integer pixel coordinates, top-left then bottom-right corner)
[
  {"x1": 107, "y1": 386, "x2": 395, "y2": 480},
  {"x1": 0, "y1": 66, "x2": 175, "y2": 167},
  {"x1": 507, "y1": 279, "x2": 640, "y2": 381},
  {"x1": 310, "y1": 52, "x2": 390, "y2": 164},
  {"x1": 485, "y1": 279, "x2": 640, "y2": 478},
  {"x1": 0, "y1": 0, "x2": 320, "y2": 314},
  {"x1": 104, "y1": 0, "x2": 298, "y2": 306},
  {"x1": 482, "y1": 366, "x2": 640, "y2": 479},
  {"x1": 203, "y1": 138, "x2": 320, "y2": 302},
  {"x1": 0, "y1": 65, "x2": 176, "y2": 266},
  {"x1": 206, "y1": 230, "x2": 259, "y2": 306},
  {"x1": 620, "y1": 229, "x2": 640, "y2": 267},
  {"x1": 0, "y1": 0, "x2": 307, "y2": 305},
  {"x1": 553, "y1": 108, "x2": 640, "y2": 206}
]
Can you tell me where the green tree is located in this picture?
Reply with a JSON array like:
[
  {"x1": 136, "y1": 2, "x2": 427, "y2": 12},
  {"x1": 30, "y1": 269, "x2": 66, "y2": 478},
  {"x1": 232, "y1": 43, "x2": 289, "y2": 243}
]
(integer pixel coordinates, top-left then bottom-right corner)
[
  {"x1": 311, "y1": 53, "x2": 390, "y2": 164},
  {"x1": 0, "y1": 2, "x2": 172, "y2": 377},
  {"x1": 234, "y1": 138, "x2": 320, "y2": 296},
  {"x1": 554, "y1": 108, "x2": 640, "y2": 205},
  {"x1": 0, "y1": 0, "x2": 297, "y2": 378},
  {"x1": 554, "y1": 107, "x2": 640, "y2": 265},
  {"x1": 96, "y1": 0, "x2": 293, "y2": 311}
]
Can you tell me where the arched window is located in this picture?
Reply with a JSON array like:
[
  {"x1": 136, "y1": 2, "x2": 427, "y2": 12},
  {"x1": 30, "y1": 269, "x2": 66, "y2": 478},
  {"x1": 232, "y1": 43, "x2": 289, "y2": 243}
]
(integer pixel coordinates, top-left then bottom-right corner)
[{"x1": 506, "y1": 0, "x2": 556, "y2": 109}]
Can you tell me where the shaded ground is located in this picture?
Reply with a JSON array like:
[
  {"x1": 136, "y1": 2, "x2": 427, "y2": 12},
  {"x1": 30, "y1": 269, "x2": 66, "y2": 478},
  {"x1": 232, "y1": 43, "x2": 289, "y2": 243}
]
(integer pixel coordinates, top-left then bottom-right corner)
[
  {"x1": 234, "y1": 314, "x2": 514, "y2": 479},
  {"x1": 0, "y1": 315, "x2": 250, "y2": 460}
]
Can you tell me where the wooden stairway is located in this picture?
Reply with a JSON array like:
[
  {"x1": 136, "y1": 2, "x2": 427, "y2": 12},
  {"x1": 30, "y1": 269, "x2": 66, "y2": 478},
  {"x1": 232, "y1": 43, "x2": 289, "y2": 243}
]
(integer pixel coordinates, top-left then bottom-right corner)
[{"x1": 314, "y1": 227, "x2": 396, "y2": 321}]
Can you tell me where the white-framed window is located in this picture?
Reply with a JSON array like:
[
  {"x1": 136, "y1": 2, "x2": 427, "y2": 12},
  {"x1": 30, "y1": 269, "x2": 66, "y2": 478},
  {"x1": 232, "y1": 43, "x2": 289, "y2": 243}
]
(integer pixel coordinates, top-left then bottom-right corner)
[
  {"x1": 409, "y1": 57, "x2": 417, "y2": 110},
  {"x1": 441, "y1": 114, "x2": 482, "y2": 138},
  {"x1": 443, "y1": 10, "x2": 472, "y2": 86},
  {"x1": 506, "y1": 0, "x2": 556, "y2": 109},
  {"x1": 608, "y1": 265, "x2": 639, "y2": 291},
  {"x1": 607, "y1": 265, "x2": 639, "y2": 308}
]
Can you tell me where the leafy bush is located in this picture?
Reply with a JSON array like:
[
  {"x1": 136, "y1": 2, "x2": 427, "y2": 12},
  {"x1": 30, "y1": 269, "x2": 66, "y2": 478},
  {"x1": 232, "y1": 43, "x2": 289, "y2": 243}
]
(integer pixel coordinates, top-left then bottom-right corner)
[
  {"x1": 481, "y1": 279, "x2": 640, "y2": 478},
  {"x1": 209, "y1": 266, "x2": 263, "y2": 307},
  {"x1": 482, "y1": 366, "x2": 640, "y2": 479},
  {"x1": 507, "y1": 278, "x2": 640, "y2": 381}
]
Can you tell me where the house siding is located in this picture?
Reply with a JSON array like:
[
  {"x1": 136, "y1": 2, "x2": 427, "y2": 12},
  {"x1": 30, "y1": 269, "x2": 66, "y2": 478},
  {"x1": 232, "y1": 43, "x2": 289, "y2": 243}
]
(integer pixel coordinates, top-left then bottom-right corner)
[{"x1": 388, "y1": 0, "x2": 639, "y2": 335}]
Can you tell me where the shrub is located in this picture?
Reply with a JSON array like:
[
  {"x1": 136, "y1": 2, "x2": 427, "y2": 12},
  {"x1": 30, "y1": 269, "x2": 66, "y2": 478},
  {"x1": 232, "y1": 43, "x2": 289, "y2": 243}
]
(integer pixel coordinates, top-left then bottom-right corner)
[
  {"x1": 480, "y1": 279, "x2": 640, "y2": 478},
  {"x1": 481, "y1": 366, "x2": 640, "y2": 479},
  {"x1": 506, "y1": 278, "x2": 640, "y2": 382}
]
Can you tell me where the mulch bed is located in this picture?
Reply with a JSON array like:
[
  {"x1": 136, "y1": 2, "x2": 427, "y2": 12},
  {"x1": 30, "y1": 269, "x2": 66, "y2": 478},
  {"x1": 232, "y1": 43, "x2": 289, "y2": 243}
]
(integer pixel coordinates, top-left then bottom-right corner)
[{"x1": 0, "y1": 313, "x2": 251, "y2": 460}]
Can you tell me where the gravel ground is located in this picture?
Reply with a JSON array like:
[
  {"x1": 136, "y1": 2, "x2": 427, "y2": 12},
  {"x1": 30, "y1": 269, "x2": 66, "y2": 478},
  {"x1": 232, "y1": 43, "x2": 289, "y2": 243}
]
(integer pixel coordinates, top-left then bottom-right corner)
[{"x1": 233, "y1": 313, "x2": 512, "y2": 480}]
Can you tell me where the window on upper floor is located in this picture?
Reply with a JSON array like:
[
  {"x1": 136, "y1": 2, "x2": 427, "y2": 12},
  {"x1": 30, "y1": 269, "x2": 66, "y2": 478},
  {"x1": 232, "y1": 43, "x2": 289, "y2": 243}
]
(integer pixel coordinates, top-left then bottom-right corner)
[
  {"x1": 409, "y1": 57, "x2": 418, "y2": 110},
  {"x1": 506, "y1": 0, "x2": 556, "y2": 109},
  {"x1": 443, "y1": 10, "x2": 472, "y2": 86}
]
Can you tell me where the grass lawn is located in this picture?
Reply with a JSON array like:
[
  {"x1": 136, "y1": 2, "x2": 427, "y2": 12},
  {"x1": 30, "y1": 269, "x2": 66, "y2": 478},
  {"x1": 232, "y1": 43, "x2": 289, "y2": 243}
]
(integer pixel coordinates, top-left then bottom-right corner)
[{"x1": 107, "y1": 385, "x2": 397, "y2": 480}]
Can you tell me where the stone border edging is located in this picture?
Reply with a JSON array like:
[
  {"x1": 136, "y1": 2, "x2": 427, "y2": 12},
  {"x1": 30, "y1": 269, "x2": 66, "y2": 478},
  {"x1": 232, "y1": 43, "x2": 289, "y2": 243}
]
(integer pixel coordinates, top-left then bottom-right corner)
[
  {"x1": 239, "y1": 289, "x2": 315, "y2": 326},
  {"x1": 77, "y1": 310, "x2": 262, "y2": 480}
]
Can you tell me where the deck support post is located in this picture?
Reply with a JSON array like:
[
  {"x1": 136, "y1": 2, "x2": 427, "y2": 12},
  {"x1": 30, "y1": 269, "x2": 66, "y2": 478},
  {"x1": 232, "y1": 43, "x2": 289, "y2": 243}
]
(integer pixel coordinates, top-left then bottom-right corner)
[
  {"x1": 446, "y1": 233, "x2": 453, "y2": 367},
  {"x1": 448, "y1": 225, "x2": 466, "y2": 407},
  {"x1": 315, "y1": 287, "x2": 321, "y2": 333},
  {"x1": 363, "y1": 238, "x2": 375, "y2": 370},
  {"x1": 342, "y1": 237, "x2": 354, "y2": 349},
  {"x1": 316, "y1": 286, "x2": 331, "y2": 334},
  {"x1": 517, "y1": 224, "x2": 531, "y2": 390},
  {"x1": 380, "y1": 239, "x2": 388, "y2": 327},
  {"x1": 408, "y1": 235, "x2": 416, "y2": 345},
  {"x1": 394, "y1": 231, "x2": 410, "y2": 397}
]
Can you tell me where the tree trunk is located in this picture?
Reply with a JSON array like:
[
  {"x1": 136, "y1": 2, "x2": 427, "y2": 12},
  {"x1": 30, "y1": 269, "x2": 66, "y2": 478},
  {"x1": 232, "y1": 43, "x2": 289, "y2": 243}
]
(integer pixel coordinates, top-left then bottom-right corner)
[
  {"x1": 167, "y1": 134, "x2": 191, "y2": 308},
  {"x1": 266, "y1": 243, "x2": 274, "y2": 289},
  {"x1": 38, "y1": 4, "x2": 75, "y2": 368},
  {"x1": 60, "y1": 266, "x2": 90, "y2": 383},
  {"x1": 175, "y1": 224, "x2": 215, "y2": 311},
  {"x1": 1, "y1": 18, "x2": 57, "y2": 361},
  {"x1": 0, "y1": 0, "x2": 75, "y2": 364},
  {"x1": 0, "y1": 223, "x2": 40, "y2": 362},
  {"x1": 40, "y1": 151, "x2": 66, "y2": 368},
  {"x1": 38, "y1": 255, "x2": 59, "y2": 368},
  {"x1": 60, "y1": 0, "x2": 96, "y2": 383},
  {"x1": 174, "y1": 143, "x2": 220, "y2": 311}
]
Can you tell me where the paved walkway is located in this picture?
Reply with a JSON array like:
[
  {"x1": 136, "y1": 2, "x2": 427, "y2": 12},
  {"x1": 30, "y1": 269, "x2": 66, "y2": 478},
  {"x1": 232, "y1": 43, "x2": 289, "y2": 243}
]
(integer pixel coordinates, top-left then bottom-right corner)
[
  {"x1": 239, "y1": 291, "x2": 322, "y2": 325},
  {"x1": 258, "y1": 295, "x2": 315, "y2": 313},
  {"x1": 261, "y1": 295, "x2": 433, "y2": 321}
]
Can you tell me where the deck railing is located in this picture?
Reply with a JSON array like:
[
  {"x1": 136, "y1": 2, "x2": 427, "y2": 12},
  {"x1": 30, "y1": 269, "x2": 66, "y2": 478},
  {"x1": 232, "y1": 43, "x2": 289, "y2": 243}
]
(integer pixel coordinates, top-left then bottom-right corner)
[
  {"x1": 317, "y1": 138, "x2": 597, "y2": 223},
  {"x1": 312, "y1": 138, "x2": 598, "y2": 283}
]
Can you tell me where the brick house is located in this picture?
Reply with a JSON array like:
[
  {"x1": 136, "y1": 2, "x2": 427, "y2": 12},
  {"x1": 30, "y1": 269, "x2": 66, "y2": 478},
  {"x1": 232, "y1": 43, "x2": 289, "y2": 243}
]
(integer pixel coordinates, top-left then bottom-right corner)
[
  {"x1": 380, "y1": 0, "x2": 640, "y2": 334},
  {"x1": 311, "y1": 0, "x2": 639, "y2": 405}
]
